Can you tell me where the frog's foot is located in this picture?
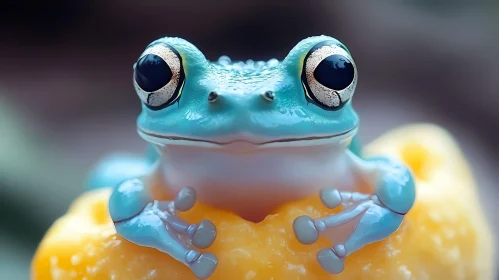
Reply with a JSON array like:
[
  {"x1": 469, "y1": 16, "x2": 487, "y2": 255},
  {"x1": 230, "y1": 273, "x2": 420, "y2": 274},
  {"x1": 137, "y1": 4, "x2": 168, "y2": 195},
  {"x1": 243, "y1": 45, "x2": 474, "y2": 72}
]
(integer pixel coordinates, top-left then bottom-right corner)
[
  {"x1": 113, "y1": 185, "x2": 218, "y2": 279},
  {"x1": 293, "y1": 190, "x2": 372, "y2": 245},
  {"x1": 156, "y1": 187, "x2": 217, "y2": 249},
  {"x1": 182, "y1": 219, "x2": 217, "y2": 249},
  {"x1": 317, "y1": 245, "x2": 346, "y2": 274},
  {"x1": 293, "y1": 215, "x2": 320, "y2": 244},
  {"x1": 292, "y1": 203, "x2": 368, "y2": 245},
  {"x1": 294, "y1": 198, "x2": 405, "y2": 274},
  {"x1": 185, "y1": 250, "x2": 218, "y2": 279},
  {"x1": 173, "y1": 186, "x2": 197, "y2": 211}
]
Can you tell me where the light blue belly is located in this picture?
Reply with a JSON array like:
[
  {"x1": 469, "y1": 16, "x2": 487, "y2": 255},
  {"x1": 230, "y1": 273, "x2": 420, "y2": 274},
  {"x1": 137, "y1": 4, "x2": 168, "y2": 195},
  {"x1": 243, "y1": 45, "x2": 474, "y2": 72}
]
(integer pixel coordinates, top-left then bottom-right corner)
[{"x1": 158, "y1": 144, "x2": 356, "y2": 221}]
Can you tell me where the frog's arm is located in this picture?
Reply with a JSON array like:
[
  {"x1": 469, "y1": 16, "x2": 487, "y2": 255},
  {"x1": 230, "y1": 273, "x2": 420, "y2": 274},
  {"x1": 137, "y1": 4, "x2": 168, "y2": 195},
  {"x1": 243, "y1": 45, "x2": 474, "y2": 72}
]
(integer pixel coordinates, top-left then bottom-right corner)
[
  {"x1": 108, "y1": 176, "x2": 218, "y2": 279},
  {"x1": 342, "y1": 152, "x2": 416, "y2": 214},
  {"x1": 361, "y1": 155, "x2": 416, "y2": 214},
  {"x1": 294, "y1": 151, "x2": 416, "y2": 274},
  {"x1": 86, "y1": 144, "x2": 159, "y2": 191}
]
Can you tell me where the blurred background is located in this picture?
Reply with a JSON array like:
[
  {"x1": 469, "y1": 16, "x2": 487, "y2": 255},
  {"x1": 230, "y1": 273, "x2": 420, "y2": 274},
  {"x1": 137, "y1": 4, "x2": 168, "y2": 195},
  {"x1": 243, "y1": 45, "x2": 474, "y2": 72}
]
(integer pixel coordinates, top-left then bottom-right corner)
[{"x1": 0, "y1": 0, "x2": 498, "y2": 278}]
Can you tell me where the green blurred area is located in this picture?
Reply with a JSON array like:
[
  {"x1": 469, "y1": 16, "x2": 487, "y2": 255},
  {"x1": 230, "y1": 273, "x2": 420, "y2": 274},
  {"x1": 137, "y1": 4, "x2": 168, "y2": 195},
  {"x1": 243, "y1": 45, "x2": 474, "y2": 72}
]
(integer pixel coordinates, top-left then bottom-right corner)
[{"x1": 0, "y1": 100, "x2": 87, "y2": 277}]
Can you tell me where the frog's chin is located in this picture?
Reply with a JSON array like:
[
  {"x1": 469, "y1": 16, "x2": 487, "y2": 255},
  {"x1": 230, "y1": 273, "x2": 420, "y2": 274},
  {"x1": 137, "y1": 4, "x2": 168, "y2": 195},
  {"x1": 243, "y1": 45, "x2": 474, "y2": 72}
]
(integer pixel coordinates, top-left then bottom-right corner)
[{"x1": 138, "y1": 127, "x2": 358, "y2": 151}]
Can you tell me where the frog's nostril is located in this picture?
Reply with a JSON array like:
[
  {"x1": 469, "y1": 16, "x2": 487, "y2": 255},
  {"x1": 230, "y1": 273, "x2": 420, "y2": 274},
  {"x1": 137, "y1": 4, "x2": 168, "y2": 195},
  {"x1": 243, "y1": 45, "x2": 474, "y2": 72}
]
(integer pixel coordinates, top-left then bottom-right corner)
[
  {"x1": 262, "y1": 91, "x2": 275, "y2": 102},
  {"x1": 207, "y1": 91, "x2": 219, "y2": 103}
]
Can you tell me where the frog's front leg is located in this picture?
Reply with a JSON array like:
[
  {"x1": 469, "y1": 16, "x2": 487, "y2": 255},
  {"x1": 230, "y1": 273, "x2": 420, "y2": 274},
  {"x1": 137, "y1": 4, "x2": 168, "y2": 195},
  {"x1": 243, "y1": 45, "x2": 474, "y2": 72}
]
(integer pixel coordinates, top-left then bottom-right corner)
[
  {"x1": 293, "y1": 154, "x2": 416, "y2": 274},
  {"x1": 108, "y1": 178, "x2": 218, "y2": 279}
]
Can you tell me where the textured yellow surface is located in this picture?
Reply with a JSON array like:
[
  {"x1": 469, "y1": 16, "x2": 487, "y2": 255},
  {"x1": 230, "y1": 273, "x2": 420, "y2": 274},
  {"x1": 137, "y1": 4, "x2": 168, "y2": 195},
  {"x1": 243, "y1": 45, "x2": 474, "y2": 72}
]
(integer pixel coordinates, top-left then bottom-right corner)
[{"x1": 31, "y1": 124, "x2": 495, "y2": 279}]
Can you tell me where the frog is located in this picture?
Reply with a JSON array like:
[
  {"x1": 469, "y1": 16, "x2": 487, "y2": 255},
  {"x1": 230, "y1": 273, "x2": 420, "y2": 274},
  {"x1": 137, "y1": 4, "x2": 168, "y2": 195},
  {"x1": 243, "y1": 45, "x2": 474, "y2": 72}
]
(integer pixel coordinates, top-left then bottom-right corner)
[{"x1": 92, "y1": 35, "x2": 416, "y2": 279}]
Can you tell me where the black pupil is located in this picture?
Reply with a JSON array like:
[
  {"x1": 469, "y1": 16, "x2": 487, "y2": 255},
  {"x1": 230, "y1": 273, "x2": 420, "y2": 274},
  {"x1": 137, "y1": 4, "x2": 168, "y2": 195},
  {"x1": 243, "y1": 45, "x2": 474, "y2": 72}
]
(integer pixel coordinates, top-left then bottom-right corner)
[
  {"x1": 313, "y1": 54, "x2": 354, "y2": 90},
  {"x1": 134, "y1": 54, "x2": 173, "y2": 92}
]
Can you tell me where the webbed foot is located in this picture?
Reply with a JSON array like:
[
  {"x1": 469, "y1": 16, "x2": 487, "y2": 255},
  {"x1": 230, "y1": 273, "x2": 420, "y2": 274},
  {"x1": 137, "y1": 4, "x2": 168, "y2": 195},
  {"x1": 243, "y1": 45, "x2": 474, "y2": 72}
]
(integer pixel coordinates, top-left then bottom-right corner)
[
  {"x1": 169, "y1": 187, "x2": 217, "y2": 249},
  {"x1": 293, "y1": 189, "x2": 371, "y2": 245},
  {"x1": 293, "y1": 190, "x2": 405, "y2": 275},
  {"x1": 319, "y1": 188, "x2": 342, "y2": 209},
  {"x1": 187, "y1": 251, "x2": 218, "y2": 279},
  {"x1": 190, "y1": 220, "x2": 217, "y2": 249},
  {"x1": 152, "y1": 187, "x2": 217, "y2": 251},
  {"x1": 317, "y1": 247, "x2": 345, "y2": 274},
  {"x1": 293, "y1": 215, "x2": 320, "y2": 244},
  {"x1": 113, "y1": 184, "x2": 218, "y2": 279}
]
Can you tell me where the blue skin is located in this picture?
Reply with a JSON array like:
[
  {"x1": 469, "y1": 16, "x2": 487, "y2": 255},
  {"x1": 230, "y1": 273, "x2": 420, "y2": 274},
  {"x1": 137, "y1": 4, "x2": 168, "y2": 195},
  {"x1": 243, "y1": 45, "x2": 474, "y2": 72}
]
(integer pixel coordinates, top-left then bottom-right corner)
[{"x1": 89, "y1": 35, "x2": 416, "y2": 278}]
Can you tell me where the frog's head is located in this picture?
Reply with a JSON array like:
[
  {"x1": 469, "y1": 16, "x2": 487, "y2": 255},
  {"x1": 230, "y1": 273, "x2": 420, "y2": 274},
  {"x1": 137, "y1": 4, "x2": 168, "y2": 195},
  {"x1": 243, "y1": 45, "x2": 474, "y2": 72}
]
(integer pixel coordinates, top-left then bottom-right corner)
[{"x1": 135, "y1": 35, "x2": 359, "y2": 151}]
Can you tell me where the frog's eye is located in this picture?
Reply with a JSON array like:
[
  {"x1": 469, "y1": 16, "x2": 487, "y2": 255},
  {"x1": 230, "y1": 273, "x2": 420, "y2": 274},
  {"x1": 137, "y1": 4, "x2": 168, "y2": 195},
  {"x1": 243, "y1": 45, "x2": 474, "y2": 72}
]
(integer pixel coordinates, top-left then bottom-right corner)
[
  {"x1": 133, "y1": 43, "x2": 185, "y2": 110},
  {"x1": 301, "y1": 41, "x2": 357, "y2": 110}
]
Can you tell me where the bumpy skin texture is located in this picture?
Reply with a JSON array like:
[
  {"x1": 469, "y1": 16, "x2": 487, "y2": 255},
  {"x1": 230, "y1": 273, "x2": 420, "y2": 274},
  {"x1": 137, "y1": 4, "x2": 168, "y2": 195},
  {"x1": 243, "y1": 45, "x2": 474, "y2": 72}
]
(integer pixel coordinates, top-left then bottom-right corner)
[
  {"x1": 32, "y1": 125, "x2": 495, "y2": 280},
  {"x1": 134, "y1": 36, "x2": 360, "y2": 141}
]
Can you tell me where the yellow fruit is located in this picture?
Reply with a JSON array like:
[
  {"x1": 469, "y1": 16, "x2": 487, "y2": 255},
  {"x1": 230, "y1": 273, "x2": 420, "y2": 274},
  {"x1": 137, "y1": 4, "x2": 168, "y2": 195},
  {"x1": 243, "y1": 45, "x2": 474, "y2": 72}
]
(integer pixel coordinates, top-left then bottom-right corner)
[{"x1": 31, "y1": 124, "x2": 495, "y2": 279}]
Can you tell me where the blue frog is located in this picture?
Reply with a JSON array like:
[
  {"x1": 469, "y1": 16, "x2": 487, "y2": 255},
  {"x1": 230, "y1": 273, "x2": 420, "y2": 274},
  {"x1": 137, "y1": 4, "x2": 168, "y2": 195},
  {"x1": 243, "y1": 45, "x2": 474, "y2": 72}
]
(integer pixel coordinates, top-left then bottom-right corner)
[{"x1": 88, "y1": 35, "x2": 416, "y2": 279}]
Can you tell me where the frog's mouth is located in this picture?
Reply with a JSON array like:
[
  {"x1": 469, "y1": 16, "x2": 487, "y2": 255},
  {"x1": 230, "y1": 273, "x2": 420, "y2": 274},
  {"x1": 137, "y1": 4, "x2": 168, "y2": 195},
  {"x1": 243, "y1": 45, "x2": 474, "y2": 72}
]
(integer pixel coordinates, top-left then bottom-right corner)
[{"x1": 137, "y1": 127, "x2": 357, "y2": 149}]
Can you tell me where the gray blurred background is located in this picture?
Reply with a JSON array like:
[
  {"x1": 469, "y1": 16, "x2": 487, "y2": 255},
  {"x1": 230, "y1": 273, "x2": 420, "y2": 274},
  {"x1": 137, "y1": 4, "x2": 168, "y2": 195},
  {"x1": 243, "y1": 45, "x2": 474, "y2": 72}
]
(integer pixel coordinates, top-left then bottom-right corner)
[{"x1": 0, "y1": 0, "x2": 498, "y2": 279}]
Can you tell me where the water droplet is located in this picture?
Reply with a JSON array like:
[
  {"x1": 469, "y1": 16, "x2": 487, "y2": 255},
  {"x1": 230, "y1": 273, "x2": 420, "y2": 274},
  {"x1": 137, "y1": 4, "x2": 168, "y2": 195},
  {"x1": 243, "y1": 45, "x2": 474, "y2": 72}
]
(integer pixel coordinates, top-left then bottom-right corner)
[
  {"x1": 246, "y1": 59, "x2": 255, "y2": 67},
  {"x1": 256, "y1": 61, "x2": 266, "y2": 69},
  {"x1": 218, "y1": 56, "x2": 232, "y2": 65},
  {"x1": 267, "y1": 58, "x2": 279, "y2": 68}
]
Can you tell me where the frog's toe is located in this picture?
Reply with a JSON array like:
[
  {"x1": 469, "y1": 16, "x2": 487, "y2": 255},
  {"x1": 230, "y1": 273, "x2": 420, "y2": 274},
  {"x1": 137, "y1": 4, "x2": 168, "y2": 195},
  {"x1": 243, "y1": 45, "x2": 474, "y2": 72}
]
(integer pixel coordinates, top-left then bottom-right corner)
[
  {"x1": 191, "y1": 219, "x2": 217, "y2": 249},
  {"x1": 189, "y1": 252, "x2": 218, "y2": 279},
  {"x1": 317, "y1": 247, "x2": 345, "y2": 274},
  {"x1": 293, "y1": 215, "x2": 319, "y2": 244},
  {"x1": 174, "y1": 187, "x2": 197, "y2": 212},
  {"x1": 320, "y1": 188, "x2": 342, "y2": 209}
]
